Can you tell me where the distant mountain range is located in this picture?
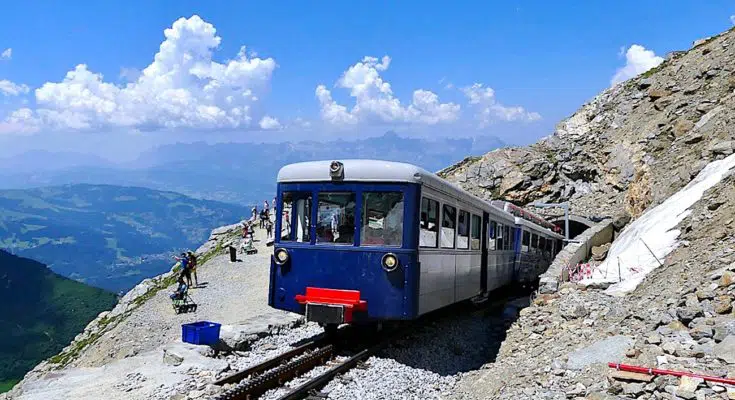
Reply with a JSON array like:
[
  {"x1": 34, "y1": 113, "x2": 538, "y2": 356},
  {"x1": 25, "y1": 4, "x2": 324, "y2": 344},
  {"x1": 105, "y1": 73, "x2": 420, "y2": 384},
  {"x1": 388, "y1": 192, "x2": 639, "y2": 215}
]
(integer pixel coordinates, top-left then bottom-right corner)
[
  {"x1": 0, "y1": 184, "x2": 249, "y2": 292},
  {"x1": 0, "y1": 250, "x2": 117, "y2": 390},
  {"x1": 0, "y1": 132, "x2": 505, "y2": 206}
]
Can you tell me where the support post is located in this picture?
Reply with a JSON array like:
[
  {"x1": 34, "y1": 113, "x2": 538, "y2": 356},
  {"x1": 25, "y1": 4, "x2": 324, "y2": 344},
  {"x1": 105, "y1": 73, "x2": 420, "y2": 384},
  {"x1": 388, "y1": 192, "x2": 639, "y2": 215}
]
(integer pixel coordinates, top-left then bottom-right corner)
[{"x1": 532, "y1": 201, "x2": 571, "y2": 241}]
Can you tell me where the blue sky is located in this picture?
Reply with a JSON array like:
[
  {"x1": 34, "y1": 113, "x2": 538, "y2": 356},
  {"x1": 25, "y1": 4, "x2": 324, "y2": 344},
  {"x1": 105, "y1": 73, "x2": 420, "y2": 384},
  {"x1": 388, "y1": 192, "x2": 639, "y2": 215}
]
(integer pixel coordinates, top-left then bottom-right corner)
[{"x1": 0, "y1": 1, "x2": 734, "y2": 159}]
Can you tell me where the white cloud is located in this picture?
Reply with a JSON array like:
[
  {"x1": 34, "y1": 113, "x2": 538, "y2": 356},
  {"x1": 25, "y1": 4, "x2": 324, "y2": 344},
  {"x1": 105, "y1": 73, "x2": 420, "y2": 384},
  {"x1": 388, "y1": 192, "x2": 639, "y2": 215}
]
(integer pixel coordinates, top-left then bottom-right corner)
[
  {"x1": 0, "y1": 79, "x2": 30, "y2": 96},
  {"x1": 610, "y1": 44, "x2": 663, "y2": 86},
  {"x1": 0, "y1": 108, "x2": 39, "y2": 134},
  {"x1": 293, "y1": 117, "x2": 312, "y2": 129},
  {"x1": 731, "y1": 15, "x2": 735, "y2": 25},
  {"x1": 461, "y1": 83, "x2": 541, "y2": 126},
  {"x1": 1, "y1": 48, "x2": 11, "y2": 60},
  {"x1": 119, "y1": 67, "x2": 141, "y2": 82},
  {"x1": 3, "y1": 15, "x2": 277, "y2": 133},
  {"x1": 315, "y1": 55, "x2": 460, "y2": 126},
  {"x1": 259, "y1": 115, "x2": 281, "y2": 130}
]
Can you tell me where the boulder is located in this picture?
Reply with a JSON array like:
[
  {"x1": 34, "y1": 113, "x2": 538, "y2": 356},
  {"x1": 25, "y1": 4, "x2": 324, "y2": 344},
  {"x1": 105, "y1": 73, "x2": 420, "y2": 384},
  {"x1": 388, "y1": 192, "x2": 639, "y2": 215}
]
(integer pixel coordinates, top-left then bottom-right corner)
[
  {"x1": 709, "y1": 141, "x2": 735, "y2": 156},
  {"x1": 714, "y1": 335, "x2": 735, "y2": 364},
  {"x1": 218, "y1": 312, "x2": 303, "y2": 351},
  {"x1": 561, "y1": 304, "x2": 589, "y2": 319},
  {"x1": 538, "y1": 276, "x2": 559, "y2": 294},
  {"x1": 162, "y1": 348, "x2": 184, "y2": 366},
  {"x1": 719, "y1": 271, "x2": 735, "y2": 287},
  {"x1": 566, "y1": 336, "x2": 633, "y2": 370},
  {"x1": 714, "y1": 296, "x2": 732, "y2": 314},
  {"x1": 673, "y1": 119, "x2": 695, "y2": 137},
  {"x1": 591, "y1": 243, "x2": 611, "y2": 261}
]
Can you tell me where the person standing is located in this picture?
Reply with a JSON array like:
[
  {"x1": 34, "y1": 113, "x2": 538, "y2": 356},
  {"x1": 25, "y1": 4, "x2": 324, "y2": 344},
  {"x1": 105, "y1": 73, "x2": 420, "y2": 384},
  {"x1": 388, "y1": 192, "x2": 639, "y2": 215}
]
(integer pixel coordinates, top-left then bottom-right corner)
[
  {"x1": 187, "y1": 251, "x2": 198, "y2": 287},
  {"x1": 266, "y1": 219, "x2": 273, "y2": 239},
  {"x1": 173, "y1": 253, "x2": 192, "y2": 287}
]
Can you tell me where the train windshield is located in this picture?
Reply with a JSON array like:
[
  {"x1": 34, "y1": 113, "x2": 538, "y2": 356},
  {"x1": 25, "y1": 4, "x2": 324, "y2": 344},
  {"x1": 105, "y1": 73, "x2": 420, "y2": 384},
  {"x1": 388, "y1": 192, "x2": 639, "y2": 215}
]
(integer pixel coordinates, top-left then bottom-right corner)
[
  {"x1": 361, "y1": 192, "x2": 403, "y2": 247},
  {"x1": 277, "y1": 184, "x2": 407, "y2": 247},
  {"x1": 316, "y1": 192, "x2": 356, "y2": 245}
]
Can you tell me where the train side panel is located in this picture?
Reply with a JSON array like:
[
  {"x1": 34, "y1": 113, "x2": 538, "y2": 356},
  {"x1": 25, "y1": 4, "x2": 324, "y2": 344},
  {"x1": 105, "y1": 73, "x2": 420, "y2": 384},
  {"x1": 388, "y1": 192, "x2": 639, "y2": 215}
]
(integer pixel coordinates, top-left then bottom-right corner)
[
  {"x1": 416, "y1": 186, "x2": 484, "y2": 315},
  {"x1": 487, "y1": 250, "x2": 515, "y2": 291}
]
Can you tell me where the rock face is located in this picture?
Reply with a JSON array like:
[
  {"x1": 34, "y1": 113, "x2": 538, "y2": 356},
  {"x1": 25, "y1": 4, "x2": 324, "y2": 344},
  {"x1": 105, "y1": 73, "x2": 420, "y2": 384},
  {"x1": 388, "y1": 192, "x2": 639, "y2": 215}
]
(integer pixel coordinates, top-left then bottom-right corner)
[
  {"x1": 453, "y1": 27, "x2": 735, "y2": 400},
  {"x1": 440, "y1": 30, "x2": 735, "y2": 224}
]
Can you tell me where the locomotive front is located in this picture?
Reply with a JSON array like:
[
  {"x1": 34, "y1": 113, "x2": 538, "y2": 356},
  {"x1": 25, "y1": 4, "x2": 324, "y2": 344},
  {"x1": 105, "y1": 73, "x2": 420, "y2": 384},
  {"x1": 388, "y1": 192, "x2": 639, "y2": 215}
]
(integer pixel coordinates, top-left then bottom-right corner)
[{"x1": 268, "y1": 160, "x2": 421, "y2": 328}]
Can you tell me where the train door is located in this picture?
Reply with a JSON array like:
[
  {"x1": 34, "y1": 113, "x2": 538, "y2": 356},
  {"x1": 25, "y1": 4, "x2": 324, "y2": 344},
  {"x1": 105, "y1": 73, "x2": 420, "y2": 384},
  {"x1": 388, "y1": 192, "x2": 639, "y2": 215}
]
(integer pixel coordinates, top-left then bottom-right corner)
[{"x1": 481, "y1": 211, "x2": 488, "y2": 294}]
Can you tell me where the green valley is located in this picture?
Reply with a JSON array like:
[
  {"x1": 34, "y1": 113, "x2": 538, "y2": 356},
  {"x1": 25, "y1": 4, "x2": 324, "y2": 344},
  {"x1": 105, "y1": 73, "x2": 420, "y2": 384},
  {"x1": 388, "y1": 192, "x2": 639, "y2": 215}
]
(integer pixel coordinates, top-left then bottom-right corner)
[
  {"x1": 0, "y1": 250, "x2": 118, "y2": 391},
  {"x1": 0, "y1": 184, "x2": 250, "y2": 292}
]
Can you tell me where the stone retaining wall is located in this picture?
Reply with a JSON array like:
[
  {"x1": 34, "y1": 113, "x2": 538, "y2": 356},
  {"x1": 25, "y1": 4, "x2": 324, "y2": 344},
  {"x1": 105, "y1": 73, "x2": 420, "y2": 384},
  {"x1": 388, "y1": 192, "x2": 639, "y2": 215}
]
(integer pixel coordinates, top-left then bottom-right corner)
[{"x1": 538, "y1": 219, "x2": 614, "y2": 293}]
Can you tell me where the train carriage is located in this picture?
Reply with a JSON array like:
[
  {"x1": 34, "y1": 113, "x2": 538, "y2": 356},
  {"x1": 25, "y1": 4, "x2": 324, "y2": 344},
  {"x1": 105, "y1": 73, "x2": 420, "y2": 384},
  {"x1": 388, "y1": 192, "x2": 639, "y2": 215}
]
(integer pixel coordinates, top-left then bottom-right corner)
[{"x1": 268, "y1": 160, "x2": 563, "y2": 328}]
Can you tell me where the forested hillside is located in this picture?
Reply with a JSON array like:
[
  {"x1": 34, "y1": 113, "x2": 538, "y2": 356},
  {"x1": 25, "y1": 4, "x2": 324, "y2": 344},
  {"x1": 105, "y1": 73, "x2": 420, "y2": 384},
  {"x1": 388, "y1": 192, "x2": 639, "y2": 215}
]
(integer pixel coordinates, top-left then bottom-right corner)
[{"x1": 0, "y1": 250, "x2": 117, "y2": 392}]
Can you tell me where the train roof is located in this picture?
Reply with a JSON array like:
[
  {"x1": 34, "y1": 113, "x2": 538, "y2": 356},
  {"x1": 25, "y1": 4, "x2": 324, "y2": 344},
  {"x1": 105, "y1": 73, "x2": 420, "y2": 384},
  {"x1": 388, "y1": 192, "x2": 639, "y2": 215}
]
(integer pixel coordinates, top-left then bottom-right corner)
[
  {"x1": 277, "y1": 159, "x2": 433, "y2": 184},
  {"x1": 277, "y1": 159, "x2": 551, "y2": 228},
  {"x1": 514, "y1": 217, "x2": 565, "y2": 239},
  {"x1": 278, "y1": 159, "x2": 503, "y2": 214}
]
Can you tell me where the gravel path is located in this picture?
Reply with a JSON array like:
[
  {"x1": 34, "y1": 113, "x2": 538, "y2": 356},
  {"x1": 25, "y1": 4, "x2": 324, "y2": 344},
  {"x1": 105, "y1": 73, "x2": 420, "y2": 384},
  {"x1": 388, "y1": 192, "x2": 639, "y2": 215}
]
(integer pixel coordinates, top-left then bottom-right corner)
[{"x1": 73, "y1": 227, "x2": 278, "y2": 368}]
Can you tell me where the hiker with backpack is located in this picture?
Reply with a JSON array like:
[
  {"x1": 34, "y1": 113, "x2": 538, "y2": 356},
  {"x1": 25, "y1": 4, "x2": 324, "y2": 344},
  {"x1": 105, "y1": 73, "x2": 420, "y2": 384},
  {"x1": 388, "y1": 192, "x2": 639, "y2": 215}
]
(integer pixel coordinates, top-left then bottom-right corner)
[
  {"x1": 187, "y1": 251, "x2": 198, "y2": 287},
  {"x1": 173, "y1": 253, "x2": 192, "y2": 287}
]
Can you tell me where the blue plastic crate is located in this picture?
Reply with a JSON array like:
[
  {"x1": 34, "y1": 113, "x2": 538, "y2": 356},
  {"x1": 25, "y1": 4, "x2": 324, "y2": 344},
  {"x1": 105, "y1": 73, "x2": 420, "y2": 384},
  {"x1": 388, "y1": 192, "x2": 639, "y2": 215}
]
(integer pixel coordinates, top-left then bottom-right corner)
[{"x1": 181, "y1": 321, "x2": 221, "y2": 345}]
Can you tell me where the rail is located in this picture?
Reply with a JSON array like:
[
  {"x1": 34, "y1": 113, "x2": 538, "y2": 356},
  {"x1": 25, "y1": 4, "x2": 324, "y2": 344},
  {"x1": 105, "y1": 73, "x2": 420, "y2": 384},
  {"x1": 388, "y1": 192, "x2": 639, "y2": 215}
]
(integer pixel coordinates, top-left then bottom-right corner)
[
  {"x1": 277, "y1": 339, "x2": 386, "y2": 400},
  {"x1": 214, "y1": 333, "x2": 328, "y2": 386},
  {"x1": 211, "y1": 325, "x2": 401, "y2": 400}
]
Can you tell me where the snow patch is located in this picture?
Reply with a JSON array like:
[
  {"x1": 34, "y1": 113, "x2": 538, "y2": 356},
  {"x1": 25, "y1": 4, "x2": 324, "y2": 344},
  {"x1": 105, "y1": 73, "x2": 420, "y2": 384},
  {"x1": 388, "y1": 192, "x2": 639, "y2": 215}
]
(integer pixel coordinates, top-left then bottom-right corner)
[{"x1": 581, "y1": 153, "x2": 735, "y2": 295}]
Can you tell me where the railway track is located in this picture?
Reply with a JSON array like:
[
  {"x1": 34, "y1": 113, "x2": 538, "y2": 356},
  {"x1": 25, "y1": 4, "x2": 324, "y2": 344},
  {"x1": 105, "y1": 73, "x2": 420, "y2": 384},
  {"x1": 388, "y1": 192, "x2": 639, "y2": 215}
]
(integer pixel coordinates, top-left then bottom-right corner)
[
  {"x1": 210, "y1": 288, "x2": 535, "y2": 400},
  {"x1": 212, "y1": 327, "x2": 391, "y2": 400}
]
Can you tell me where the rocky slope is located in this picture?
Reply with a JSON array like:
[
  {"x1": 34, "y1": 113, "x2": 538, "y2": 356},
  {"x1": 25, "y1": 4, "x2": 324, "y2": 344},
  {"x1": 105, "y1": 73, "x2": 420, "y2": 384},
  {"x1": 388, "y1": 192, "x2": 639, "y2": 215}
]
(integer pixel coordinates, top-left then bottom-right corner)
[
  {"x1": 441, "y1": 29, "x2": 735, "y2": 223},
  {"x1": 0, "y1": 220, "x2": 290, "y2": 399},
  {"x1": 448, "y1": 28, "x2": 735, "y2": 399}
]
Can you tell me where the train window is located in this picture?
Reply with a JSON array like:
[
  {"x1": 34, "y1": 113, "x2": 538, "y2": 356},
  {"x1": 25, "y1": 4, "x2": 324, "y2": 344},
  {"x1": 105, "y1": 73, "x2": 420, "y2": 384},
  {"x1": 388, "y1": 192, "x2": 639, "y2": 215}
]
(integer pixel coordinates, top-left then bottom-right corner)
[
  {"x1": 457, "y1": 210, "x2": 470, "y2": 249},
  {"x1": 539, "y1": 237, "x2": 546, "y2": 254},
  {"x1": 361, "y1": 192, "x2": 404, "y2": 247},
  {"x1": 503, "y1": 225, "x2": 511, "y2": 250},
  {"x1": 522, "y1": 230, "x2": 530, "y2": 252},
  {"x1": 488, "y1": 221, "x2": 497, "y2": 250},
  {"x1": 316, "y1": 192, "x2": 356, "y2": 245},
  {"x1": 420, "y1": 197, "x2": 439, "y2": 248},
  {"x1": 281, "y1": 192, "x2": 311, "y2": 243},
  {"x1": 441, "y1": 204, "x2": 456, "y2": 248},
  {"x1": 531, "y1": 234, "x2": 538, "y2": 251},
  {"x1": 508, "y1": 227, "x2": 515, "y2": 251},
  {"x1": 545, "y1": 237, "x2": 553, "y2": 254},
  {"x1": 471, "y1": 214, "x2": 481, "y2": 250},
  {"x1": 497, "y1": 224, "x2": 504, "y2": 250}
]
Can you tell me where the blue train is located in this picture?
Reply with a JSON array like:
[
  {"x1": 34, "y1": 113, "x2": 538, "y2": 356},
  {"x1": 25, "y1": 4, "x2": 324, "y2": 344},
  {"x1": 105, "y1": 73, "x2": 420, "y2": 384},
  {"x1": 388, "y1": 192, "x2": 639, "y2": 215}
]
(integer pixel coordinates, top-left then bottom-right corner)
[{"x1": 268, "y1": 160, "x2": 564, "y2": 328}]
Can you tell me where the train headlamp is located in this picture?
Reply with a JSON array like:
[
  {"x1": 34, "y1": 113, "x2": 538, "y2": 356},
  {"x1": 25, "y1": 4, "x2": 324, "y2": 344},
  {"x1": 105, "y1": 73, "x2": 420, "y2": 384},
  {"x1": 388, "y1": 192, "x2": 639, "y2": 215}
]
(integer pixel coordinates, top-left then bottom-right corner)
[
  {"x1": 329, "y1": 161, "x2": 344, "y2": 180},
  {"x1": 274, "y1": 248, "x2": 289, "y2": 265},
  {"x1": 381, "y1": 253, "x2": 399, "y2": 272}
]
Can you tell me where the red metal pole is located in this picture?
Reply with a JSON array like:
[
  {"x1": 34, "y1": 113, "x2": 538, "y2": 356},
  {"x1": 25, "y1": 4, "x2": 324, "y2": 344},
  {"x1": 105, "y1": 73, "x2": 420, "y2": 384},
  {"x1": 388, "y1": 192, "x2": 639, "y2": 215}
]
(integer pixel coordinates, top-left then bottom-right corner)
[{"x1": 609, "y1": 363, "x2": 735, "y2": 386}]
